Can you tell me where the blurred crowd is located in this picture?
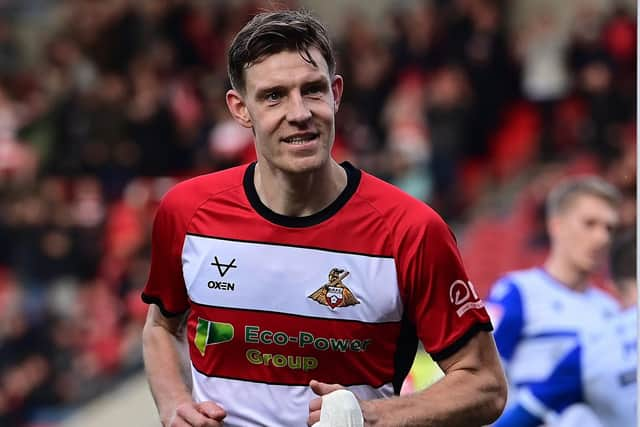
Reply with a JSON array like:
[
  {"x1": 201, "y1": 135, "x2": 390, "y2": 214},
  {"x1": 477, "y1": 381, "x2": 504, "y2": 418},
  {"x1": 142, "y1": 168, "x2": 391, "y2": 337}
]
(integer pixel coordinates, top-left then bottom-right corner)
[{"x1": 0, "y1": 0, "x2": 635, "y2": 425}]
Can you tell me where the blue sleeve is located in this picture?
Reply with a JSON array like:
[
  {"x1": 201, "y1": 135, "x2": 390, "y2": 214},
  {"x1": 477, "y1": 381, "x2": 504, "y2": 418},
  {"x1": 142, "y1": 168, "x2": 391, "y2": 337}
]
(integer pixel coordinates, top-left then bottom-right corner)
[
  {"x1": 493, "y1": 403, "x2": 543, "y2": 427},
  {"x1": 495, "y1": 346, "x2": 582, "y2": 426},
  {"x1": 487, "y1": 279, "x2": 524, "y2": 362},
  {"x1": 525, "y1": 344, "x2": 583, "y2": 413}
]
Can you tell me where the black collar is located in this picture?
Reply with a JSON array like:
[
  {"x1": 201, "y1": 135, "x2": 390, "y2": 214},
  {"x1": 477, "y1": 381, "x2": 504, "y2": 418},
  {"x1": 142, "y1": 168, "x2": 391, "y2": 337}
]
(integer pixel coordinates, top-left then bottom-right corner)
[{"x1": 243, "y1": 162, "x2": 361, "y2": 228}]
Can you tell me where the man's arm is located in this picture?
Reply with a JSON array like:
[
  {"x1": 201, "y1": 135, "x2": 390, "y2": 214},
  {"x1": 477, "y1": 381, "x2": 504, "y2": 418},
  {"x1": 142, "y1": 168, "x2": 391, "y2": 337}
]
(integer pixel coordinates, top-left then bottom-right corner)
[
  {"x1": 309, "y1": 331, "x2": 507, "y2": 426},
  {"x1": 142, "y1": 305, "x2": 225, "y2": 427},
  {"x1": 365, "y1": 331, "x2": 507, "y2": 426}
]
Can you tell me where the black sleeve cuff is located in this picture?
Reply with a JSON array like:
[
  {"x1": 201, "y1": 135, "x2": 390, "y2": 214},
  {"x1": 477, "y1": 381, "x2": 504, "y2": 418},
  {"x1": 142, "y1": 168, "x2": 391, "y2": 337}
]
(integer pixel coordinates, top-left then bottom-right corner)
[
  {"x1": 141, "y1": 293, "x2": 188, "y2": 318},
  {"x1": 430, "y1": 322, "x2": 494, "y2": 361}
]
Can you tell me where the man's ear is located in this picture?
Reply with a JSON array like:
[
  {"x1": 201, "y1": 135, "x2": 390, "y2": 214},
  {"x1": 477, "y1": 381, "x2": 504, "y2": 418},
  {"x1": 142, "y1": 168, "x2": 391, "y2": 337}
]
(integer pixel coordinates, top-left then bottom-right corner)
[
  {"x1": 226, "y1": 89, "x2": 252, "y2": 128},
  {"x1": 331, "y1": 75, "x2": 344, "y2": 113},
  {"x1": 547, "y1": 215, "x2": 561, "y2": 241}
]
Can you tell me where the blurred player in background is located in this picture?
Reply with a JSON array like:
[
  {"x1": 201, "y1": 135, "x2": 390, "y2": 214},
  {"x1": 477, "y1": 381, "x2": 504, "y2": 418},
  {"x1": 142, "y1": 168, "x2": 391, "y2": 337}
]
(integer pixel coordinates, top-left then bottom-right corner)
[
  {"x1": 486, "y1": 176, "x2": 621, "y2": 421},
  {"x1": 141, "y1": 9, "x2": 506, "y2": 427},
  {"x1": 493, "y1": 229, "x2": 636, "y2": 427}
]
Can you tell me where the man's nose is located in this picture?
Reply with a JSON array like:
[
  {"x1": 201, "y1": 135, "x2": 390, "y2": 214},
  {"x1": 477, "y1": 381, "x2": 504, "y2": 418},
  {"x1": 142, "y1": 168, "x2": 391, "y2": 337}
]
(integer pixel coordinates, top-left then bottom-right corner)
[{"x1": 286, "y1": 93, "x2": 312, "y2": 124}]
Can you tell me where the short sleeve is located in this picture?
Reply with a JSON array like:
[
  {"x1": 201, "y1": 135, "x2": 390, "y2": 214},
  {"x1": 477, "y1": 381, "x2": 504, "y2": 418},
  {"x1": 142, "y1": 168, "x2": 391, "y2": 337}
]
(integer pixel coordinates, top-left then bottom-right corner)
[
  {"x1": 141, "y1": 193, "x2": 190, "y2": 316},
  {"x1": 398, "y1": 215, "x2": 492, "y2": 361},
  {"x1": 487, "y1": 278, "x2": 525, "y2": 363},
  {"x1": 494, "y1": 346, "x2": 583, "y2": 427}
]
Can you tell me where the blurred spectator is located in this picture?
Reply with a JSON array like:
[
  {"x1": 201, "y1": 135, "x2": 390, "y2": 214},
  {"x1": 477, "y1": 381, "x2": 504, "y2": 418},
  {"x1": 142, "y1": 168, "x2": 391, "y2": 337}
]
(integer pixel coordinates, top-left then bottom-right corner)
[
  {"x1": 601, "y1": 5, "x2": 636, "y2": 90},
  {"x1": 390, "y1": 2, "x2": 442, "y2": 74},
  {"x1": 338, "y1": 12, "x2": 394, "y2": 149},
  {"x1": 519, "y1": 12, "x2": 570, "y2": 104},
  {"x1": 425, "y1": 64, "x2": 473, "y2": 216},
  {"x1": 458, "y1": 0, "x2": 516, "y2": 158},
  {"x1": 516, "y1": 11, "x2": 570, "y2": 160},
  {"x1": 0, "y1": 18, "x2": 21, "y2": 77}
]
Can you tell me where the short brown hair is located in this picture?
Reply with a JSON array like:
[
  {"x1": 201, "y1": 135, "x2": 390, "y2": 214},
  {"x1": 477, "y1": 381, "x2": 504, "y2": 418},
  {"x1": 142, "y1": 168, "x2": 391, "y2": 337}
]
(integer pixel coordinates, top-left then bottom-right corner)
[
  {"x1": 227, "y1": 9, "x2": 336, "y2": 93},
  {"x1": 545, "y1": 176, "x2": 622, "y2": 218}
]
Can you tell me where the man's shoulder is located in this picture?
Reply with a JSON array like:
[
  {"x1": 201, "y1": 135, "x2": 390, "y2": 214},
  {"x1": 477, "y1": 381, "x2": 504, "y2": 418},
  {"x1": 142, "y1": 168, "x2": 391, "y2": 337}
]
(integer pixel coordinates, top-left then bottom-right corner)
[
  {"x1": 500, "y1": 269, "x2": 619, "y2": 313},
  {"x1": 488, "y1": 268, "x2": 576, "y2": 312},
  {"x1": 170, "y1": 163, "x2": 247, "y2": 194},
  {"x1": 618, "y1": 307, "x2": 638, "y2": 331},
  {"x1": 356, "y1": 168, "x2": 443, "y2": 227},
  {"x1": 159, "y1": 164, "x2": 248, "y2": 213},
  {"x1": 585, "y1": 286, "x2": 620, "y2": 312}
]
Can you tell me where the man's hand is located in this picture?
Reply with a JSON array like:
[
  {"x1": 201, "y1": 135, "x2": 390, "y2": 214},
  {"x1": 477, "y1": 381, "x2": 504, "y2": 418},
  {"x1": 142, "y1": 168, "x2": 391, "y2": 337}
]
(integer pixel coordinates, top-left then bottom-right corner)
[
  {"x1": 307, "y1": 380, "x2": 346, "y2": 426},
  {"x1": 309, "y1": 380, "x2": 369, "y2": 427},
  {"x1": 167, "y1": 400, "x2": 226, "y2": 427}
]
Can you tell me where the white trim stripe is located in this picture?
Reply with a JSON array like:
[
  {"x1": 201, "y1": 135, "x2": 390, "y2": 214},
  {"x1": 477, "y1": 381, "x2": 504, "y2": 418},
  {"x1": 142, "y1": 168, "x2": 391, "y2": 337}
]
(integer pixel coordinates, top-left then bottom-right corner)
[{"x1": 186, "y1": 232, "x2": 394, "y2": 258}]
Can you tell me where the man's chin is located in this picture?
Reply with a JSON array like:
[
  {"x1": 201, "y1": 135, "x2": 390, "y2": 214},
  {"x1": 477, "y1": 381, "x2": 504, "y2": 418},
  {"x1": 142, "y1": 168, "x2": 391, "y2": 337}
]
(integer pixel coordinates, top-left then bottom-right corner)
[
  {"x1": 579, "y1": 258, "x2": 603, "y2": 275},
  {"x1": 282, "y1": 156, "x2": 329, "y2": 174}
]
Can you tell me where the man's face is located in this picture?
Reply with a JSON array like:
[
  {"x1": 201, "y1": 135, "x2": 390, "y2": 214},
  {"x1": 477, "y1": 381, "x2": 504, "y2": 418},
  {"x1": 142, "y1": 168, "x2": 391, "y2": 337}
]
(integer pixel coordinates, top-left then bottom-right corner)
[
  {"x1": 226, "y1": 48, "x2": 342, "y2": 174},
  {"x1": 550, "y1": 194, "x2": 619, "y2": 274}
]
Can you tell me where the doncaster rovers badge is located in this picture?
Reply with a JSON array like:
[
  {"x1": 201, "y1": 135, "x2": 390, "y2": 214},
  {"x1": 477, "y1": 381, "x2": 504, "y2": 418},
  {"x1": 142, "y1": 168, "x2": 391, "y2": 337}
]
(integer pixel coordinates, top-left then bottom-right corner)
[{"x1": 308, "y1": 268, "x2": 360, "y2": 309}]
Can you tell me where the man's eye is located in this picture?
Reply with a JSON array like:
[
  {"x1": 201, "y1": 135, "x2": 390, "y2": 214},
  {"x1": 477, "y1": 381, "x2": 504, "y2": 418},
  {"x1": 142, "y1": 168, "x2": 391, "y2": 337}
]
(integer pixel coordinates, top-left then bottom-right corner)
[
  {"x1": 305, "y1": 86, "x2": 323, "y2": 95},
  {"x1": 265, "y1": 92, "x2": 281, "y2": 101}
]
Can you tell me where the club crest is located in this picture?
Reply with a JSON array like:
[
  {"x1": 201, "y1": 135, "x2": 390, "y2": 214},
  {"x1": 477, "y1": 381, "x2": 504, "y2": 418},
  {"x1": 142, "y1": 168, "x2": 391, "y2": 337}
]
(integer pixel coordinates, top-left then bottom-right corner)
[{"x1": 308, "y1": 268, "x2": 360, "y2": 309}]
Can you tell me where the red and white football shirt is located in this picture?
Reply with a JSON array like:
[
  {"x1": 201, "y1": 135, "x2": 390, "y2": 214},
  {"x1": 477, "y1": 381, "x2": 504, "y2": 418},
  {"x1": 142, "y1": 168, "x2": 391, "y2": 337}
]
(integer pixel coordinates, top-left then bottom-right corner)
[{"x1": 142, "y1": 162, "x2": 492, "y2": 426}]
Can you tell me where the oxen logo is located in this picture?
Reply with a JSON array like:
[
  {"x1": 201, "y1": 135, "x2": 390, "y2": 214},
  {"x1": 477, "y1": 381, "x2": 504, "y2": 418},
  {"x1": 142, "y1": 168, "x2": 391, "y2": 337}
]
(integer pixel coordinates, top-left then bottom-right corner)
[
  {"x1": 211, "y1": 256, "x2": 237, "y2": 277},
  {"x1": 449, "y1": 280, "x2": 484, "y2": 317},
  {"x1": 308, "y1": 268, "x2": 360, "y2": 309}
]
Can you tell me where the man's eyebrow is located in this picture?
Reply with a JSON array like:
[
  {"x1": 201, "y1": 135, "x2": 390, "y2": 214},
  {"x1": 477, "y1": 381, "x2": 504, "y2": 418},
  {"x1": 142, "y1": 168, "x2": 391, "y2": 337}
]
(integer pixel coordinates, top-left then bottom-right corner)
[
  {"x1": 302, "y1": 77, "x2": 330, "y2": 90},
  {"x1": 253, "y1": 74, "x2": 330, "y2": 99}
]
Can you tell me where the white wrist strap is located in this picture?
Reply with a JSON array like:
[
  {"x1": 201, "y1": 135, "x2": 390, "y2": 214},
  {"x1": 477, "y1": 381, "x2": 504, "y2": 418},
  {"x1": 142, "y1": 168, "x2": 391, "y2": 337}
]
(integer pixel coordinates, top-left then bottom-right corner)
[{"x1": 312, "y1": 389, "x2": 364, "y2": 427}]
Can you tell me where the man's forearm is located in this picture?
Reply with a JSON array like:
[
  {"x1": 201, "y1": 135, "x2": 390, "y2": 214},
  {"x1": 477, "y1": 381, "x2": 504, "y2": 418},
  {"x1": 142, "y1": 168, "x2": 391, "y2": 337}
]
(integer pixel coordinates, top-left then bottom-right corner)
[
  {"x1": 142, "y1": 319, "x2": 193, "y2": 425},
  {"x1": 361, "y1": 367, "x2": 505, "y2": 426}
]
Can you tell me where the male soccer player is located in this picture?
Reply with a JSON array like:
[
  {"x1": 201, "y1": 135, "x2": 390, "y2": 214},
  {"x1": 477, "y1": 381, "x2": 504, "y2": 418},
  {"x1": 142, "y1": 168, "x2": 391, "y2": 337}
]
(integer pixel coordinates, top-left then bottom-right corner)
[
  {"x1": 141, "y1": 10, "x2": 506, "y2": 427},
  {"x1": 487, "y1": 176, "x2": 622, "y2": 423},
  {"x1": 493, "y1": 229, "x2": 637, "y2": 427}
]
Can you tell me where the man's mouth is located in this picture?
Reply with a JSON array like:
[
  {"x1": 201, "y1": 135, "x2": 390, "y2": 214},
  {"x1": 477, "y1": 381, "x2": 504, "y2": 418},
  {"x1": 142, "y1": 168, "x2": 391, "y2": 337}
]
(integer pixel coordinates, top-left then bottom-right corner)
[{"x1": 282, "y1": 132, "x2": 319, "y2": 145}]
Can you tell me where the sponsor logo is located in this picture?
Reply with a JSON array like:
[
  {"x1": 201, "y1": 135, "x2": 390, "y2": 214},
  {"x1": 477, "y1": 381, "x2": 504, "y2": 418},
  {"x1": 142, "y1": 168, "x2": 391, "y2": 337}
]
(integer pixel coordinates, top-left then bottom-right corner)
[
  {"x1": 449, "y1": 280, "x2": 484, "y2": 317},
  {"x1": 210, "y1": 256, "x2": 237, "y2": 277},
  {"x1": 209, "y1": 256, "x2": 237, "y2": 290},
  {"x1": 308, "y1": 268, "x2": 360, "y2": 309},
  {"x1": 194, "y1": 318, "x2": 234, "y2": 356},
  {"x1": 208, "y1": 280, "x2": 235, "y2": 291},
  {"x1": 246, "y1": 350, "x2": 319, "y2": 371},
  {"x1": 243, "y1": 326, "x2": 372, "y2": 372},
  {"x1": 193, "y1": 319, "x2": 373, "y2": 372},
  {"x1": 244, "y1": 326, "x2": 372, "y2": 352}
]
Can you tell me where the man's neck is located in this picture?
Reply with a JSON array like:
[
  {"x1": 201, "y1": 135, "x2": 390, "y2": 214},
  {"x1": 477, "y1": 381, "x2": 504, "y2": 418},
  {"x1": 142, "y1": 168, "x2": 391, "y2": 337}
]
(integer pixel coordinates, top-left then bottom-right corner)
[
  {"x1": 543, "y1": 256, "x2": 590, "y2": 292},
  {"x1": 618, "y1": 283, "x2": 637, "y2": 310},
  {"x1": 620, "y1": 297, "x2": 636, "y2": 311},
  {"x1": 254, "y1": 160, "x2": 347, "y2": 217}
]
